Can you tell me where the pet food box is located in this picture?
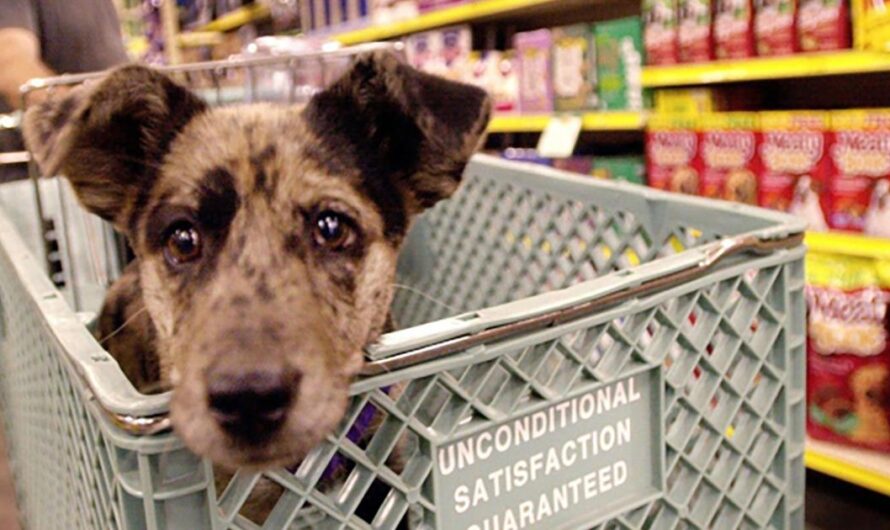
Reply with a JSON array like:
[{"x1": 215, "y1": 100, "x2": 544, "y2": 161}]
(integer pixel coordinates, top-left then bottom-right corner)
[
  {"x1": 798, "y1": 0, "x2": 851, "y2": 51},
  {"x1": 595, "y1": 17, "x2": 647, "y2": 111},
  {"x1": 654, "y1": 87, "x2": 724, "y2": 114},
  {"x1": 592, "y1": 156, "x2": 647, "y2": 185},
  {"x1": 759, "y1": 111, "x2": 831, "y2": 231},
  {"x1": 755, "y1": 0, "x2": 799, "y2": 55},
  {"x1": 501, "y1": 148, "x2": 552, "y2": 167},
  {"x1": 714, "y1": 0, "x2": 756, "y2": 59},
  {"x1": 440, "y1": 26, "x2": 472, "y2": 82},
  {"x1": 852, "y1": 0, "x2": 890, "y2": 51},
  {"x1": 643, "y1": 0, "x2": 679, "y2": 65},
  {"x1": 827, "y1": 109, "x2": 890, "y2": 236},
  {"x1": 678, "y1": 0, "x2": 715, "y2": 62},
  {"x1": 646, "y1": 113, "x2": 700, "y2": 194},
  {"x1": 371, "y1": 0, "x2": 419, "y2": 25},
  {"x1": 700, "y1": 112, "x2": 760, "y2": 205},
  {"x1": 806, "y1": 250, "x2": 890, "y2": 453},
  {"x1": 515, "y1": 29, "x2": 554, "y2": 113},
  {"x1": 552, "y1": 24, "x2": 598, "y2": 111}
]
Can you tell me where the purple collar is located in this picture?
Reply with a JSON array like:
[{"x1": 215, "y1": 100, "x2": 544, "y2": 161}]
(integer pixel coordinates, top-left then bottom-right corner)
[{"x1": 322, "y1": 387, "x2": 390, "y2": 480}]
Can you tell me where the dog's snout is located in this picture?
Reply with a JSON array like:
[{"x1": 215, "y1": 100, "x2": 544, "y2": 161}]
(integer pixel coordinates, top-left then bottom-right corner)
[{"x1": 207, "y1": 368, "x2": 299, "y2": 441}]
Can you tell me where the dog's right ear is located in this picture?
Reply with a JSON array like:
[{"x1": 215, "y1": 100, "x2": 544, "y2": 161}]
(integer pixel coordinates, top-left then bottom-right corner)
[{"x1": 22, "y1": 65, "x2": 207, "y2": 230}]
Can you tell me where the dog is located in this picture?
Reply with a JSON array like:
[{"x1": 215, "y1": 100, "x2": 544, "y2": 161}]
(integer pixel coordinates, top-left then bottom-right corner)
[{"x1": 22, "y1": 51, "x2": 491, "y2": 520}]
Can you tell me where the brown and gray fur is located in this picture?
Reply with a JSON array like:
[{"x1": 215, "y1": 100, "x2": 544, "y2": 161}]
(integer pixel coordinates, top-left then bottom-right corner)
[{"x1": 22, "y1": 50, "x2": 490, "y2": 482}]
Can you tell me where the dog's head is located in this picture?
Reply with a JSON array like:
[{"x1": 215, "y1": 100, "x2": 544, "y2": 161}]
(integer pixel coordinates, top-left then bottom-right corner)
[{"x1": 23, "y1": 52, "x2": 491, "y2": 469}]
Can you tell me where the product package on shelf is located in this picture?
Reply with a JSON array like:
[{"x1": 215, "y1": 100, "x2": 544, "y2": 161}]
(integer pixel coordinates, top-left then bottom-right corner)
[
  {"x1": 755, "y1": 0, "x2": 799, "y2": 55},
  {"x1": 700, "y1": 112, "x2": 760, "y2": 204},
  {"x1": 643, "y1": 0, "x2": 679, "y2": 65},
  {"x1": 501, "y1": 148, "x2": 552, "y2": 166},
  {"x1": 646, "y1": 114, "x2": 700, "y2": 194},
  {"x1": 552, "y1": 157, "x2": 595, "y2": 174},
  {"x1": 595, "y1": 17, "x2": 647, "y2": 111},
  {"x1": 853, "y1": 0, "x2": 890, "y2": 51},
  {"x1": 552, "y1": 24, "x2": 598, "y2": 111},
  {"x1": 515, "y1": 29, "x2": 554, "y2": 113},
  {"x1": 827, "y1": 109, "x2": 890, "y2": 237},
  {"x1": 593, "y1": 156, "x2": 647, "y2": 184},
  {"x1": 654, "y1": 88, "x2": 724, "y2": 114},
  {"x1": 714, "y1": 0, "x2": 756, "y2": 59},
  {"x1": 371, "y1": 0, "x2": 419, "y2": 25},
  {"x1": 678, "y1": 0, "x2": 714, "y2": 63},
  {"x1": 405, "y1": 25, "x2": 471, "y2": 81},
  {"x1": 798, "y1": 0, "x2": 851, "y2": 51},
  {"x1": 467, "y1": 50, "x2": 520, "y2": 113},
  {"x1": 759, "y1": 111, "x2": 831, "y2": 231},
  {"x1": 806, "y1": 250, "x2": 890, "y2": 453}
]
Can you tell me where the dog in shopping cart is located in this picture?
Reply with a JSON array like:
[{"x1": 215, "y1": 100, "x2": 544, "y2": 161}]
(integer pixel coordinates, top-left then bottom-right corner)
[{"x1": 21, "y1": 51, "x2": 490, "y2": 516}]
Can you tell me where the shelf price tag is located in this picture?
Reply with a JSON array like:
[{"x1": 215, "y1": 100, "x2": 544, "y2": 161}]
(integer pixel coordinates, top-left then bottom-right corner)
[{"x1": 537, "y1": 114, "x2": 582, "y2": 158}]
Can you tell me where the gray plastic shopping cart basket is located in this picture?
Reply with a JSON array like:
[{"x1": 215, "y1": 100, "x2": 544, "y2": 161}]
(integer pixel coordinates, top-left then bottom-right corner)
[{"x1": 0, "y1": 46, "x2": 806, "y2": 530}]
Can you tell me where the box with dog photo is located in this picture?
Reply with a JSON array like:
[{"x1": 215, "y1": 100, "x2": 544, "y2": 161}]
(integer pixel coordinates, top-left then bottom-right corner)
[
  {"x1": 759, "y1": 111, "x2": 831, "y2": 231},
  {"x1": 699, "y1": 112, "x2": 760, "y2": 205}
]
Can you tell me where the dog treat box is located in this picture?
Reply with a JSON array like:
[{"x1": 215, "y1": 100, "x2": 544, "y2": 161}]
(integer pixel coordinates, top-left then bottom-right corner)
[
  {"x1": 593, "y1": 156, "x2": 646, "y2": 185},
  {"x1": 755, "y1": 0, "x2": 799, "y2": 55},
  {"x1": 700, "y1": 112, "x2": 760, "y2": 204},
  {"x1": 678, "y1": 0, "x2": 715, "y2": 62},
  {"x1": 552, "y1": 24, "x2": 598, "y2": 111},
  {"x1": 596, "y1": 17, "x2": 647, "y2": 111},
  {"x1": 714, "y1": 0, "x2": 756, "y2": 59},
  {"x1": 798, "y1": 0, "x2": 851, "y2": 51},
  {"x1": 827, "y1": 109, "x2": 890, "y2": 236},
  {"x1": 643, "y1": 0, "x2": 679, "y2": 65},
  {"x1": 807, "y1": 250, "x2": 890, "y2": 453},
  {"x1": 515, "y1": 29, "x2": 554, "y2": 113},
  {"x1": 759, "y1": 111, "x2": 831, "y2": 231},
  {"x1": 646, "y1": 113, "x2": 700, "y2": 194}
]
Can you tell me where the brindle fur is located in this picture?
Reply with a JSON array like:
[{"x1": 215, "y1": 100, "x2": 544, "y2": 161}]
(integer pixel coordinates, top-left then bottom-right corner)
[{"x1": 23, "y1": 51, "x2": 490, "y2": 522}]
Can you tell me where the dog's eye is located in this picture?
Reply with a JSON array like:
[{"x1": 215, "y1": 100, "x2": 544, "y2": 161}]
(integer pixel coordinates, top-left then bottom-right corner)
[
  {"x1": 313, "y1": 211, "x2": 353, "y2": 249},
  {"x1": 164, "y1": 222, "x2": 202, "y2": 265}
]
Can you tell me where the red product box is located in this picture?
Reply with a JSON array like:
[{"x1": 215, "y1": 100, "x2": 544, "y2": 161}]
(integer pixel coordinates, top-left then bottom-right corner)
[
  {"x1": 644, "y1": 0, "x2": 680, "y2": 65},
  {"x1": 758, "y1": 111, "x2": 831, "y2": 231},
  {"x1": 806, "y1": 252, "x2": 890, "y2": 453},
  {"x1": 827, "y1": 110, "x2": 890, "y2": 236},
  {"x1": 646, "y1": 114, "x2": 701, "y2": 194},
  {"x1": 678, "y1": 0, "x2": 714, "y2": 62},
  {"x1": 714, "y1": 0, "x2": 756, "y2": 59},
  {"x1": 798, "y1": 0, "x2": 851, "y2": 51},
  {"x1": 755, "y1": 0, "x2": 799, "y2": 55},
  {"x1": 700, "y1": 112, "x2": 760, "y2": 204}
]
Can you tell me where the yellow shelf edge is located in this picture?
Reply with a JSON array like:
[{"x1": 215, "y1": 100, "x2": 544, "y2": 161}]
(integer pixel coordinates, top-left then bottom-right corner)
[
  {"x1": 197, "y1": 4, "x2": 270, "y2": 33},
  {"x1": 488, "y1": 112, "x2": 646, "y2": 133},
  {"x1": 805, "y1": 230, "x2": 890, "y2": 259},
  {"x1": 642, "y1": 51, "x2": 890, "y2": 87},
  {"x1": 334, "y1": 0, "x2": 560, "y2": 45},
  {"x1": 805, "y1": 446, "x2": 890, "y2": 497}
]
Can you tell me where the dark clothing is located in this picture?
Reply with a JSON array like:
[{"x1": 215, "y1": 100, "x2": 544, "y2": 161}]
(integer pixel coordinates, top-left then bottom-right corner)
[{"x1": 0, "y1": 0, "x2": 128, "y2": 180}]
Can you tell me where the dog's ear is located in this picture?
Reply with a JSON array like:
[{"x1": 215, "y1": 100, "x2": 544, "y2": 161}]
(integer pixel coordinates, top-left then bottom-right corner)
[
  {"x1": 304, "y1": 51, "x2": 492, "y2": 214},
  {"x1": 22, "y1": 65, "x2": 207, "y2": 230}
]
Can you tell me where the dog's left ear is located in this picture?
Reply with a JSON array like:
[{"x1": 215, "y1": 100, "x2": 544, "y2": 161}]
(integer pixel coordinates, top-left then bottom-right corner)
[{"x1": 304, "y1": 51, "x2": 492, "y2": 213}]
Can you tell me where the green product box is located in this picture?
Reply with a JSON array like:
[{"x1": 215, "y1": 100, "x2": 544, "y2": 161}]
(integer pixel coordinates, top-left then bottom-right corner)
[
  {"x1": 595, "y1": 17, "x2": 648, "y2": 111},
  {"x1": 593, "y1": 156, "x2": 646, "y2": 185},
  {"x1": 552, "y1": 24, "x2": 598, "y2": 111}
]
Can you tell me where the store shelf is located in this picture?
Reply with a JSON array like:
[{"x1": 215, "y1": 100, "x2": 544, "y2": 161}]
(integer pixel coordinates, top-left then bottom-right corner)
[
  {"x1": 488, "y1": 112, "x2": 645, "y2": 133},
  {"x1": 642, "y1": 51, "x2": 890, "y2": 88},
  {"x1": 805, "y1": 230, "x2": 890, "y2": 259},
  {"x1": 196, "y1": 3, "x2": 270, "y2": 33},
  {"x1": 332, "y1": 0, "x2": 566, "y2": 45},
  {"x1": 806, "y1": 437, "x2": 890, "y2": 496}
]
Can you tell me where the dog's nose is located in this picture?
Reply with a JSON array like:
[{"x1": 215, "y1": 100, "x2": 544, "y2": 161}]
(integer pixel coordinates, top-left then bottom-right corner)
[{"x1": 207, "y1": 369, "x2": 298, "y2": 441}]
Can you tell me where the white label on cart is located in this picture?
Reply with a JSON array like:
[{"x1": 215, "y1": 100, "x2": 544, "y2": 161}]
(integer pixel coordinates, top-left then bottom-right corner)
[{"x1": 433, "y1": 368, "x2": 663, "y2": 530}]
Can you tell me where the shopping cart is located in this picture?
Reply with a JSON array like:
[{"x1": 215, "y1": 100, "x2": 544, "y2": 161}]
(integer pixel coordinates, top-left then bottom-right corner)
[{"x1": 0, "y1": 45, "x2": 807, "y2": 530}]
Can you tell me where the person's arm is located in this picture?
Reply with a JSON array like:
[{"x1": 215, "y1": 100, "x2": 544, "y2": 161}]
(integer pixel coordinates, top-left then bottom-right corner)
[{"x1": 0, "y1": 27, "x2": 55, "y2": 109}]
